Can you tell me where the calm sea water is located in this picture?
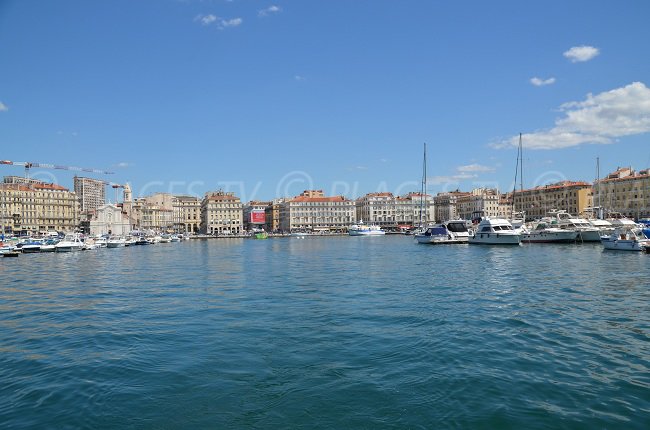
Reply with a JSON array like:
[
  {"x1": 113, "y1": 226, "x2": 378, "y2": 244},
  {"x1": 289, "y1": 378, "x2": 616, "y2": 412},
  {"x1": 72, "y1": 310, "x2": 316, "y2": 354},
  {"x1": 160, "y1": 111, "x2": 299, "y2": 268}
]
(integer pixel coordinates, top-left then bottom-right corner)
[{"x1": 1, "y1": 236, "x2": 649, "y2": 429}]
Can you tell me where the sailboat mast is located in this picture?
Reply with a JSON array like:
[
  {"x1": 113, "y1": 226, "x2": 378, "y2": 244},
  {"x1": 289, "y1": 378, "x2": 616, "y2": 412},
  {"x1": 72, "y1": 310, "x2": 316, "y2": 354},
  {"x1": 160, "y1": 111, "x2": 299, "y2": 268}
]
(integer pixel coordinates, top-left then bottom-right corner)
[
  {"x1": 510, "y1": 134, "x2": 521, "y2": 219},
  {"x1": 519, "y1": 133, "x2": 523, "y2": 194},
  {"x1": 420, "y1": 142, "x2": 427, "y2": 228},
  {"x1": 596, "y1": 157, "x2": 602, "y2": 219}
]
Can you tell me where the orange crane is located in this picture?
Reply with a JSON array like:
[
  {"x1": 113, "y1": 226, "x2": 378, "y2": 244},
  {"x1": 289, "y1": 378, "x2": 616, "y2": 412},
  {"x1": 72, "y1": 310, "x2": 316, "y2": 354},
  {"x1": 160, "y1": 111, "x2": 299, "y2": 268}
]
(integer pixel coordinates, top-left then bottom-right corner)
[{"x1": 0, "y1": 159, "x2": 114, "y2": 178}]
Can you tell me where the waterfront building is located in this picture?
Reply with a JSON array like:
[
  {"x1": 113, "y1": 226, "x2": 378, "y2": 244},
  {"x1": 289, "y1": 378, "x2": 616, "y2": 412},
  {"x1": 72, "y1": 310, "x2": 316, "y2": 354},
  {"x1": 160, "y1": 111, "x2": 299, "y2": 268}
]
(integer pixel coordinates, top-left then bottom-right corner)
[
  {"x1": 456, "y1": 188, "x2": 501, "y2": 221},
  {"x1": 279, "y1": 190, "x2": 355, "y2": 233},
  {"x1": 243, "y1": 201, "x2": 271, "y2": 231},
  {"x1": 89, "y1": 204, "x2": 132, "y2": 236},
  {"x1": 595, "y1": 166, "x2": 650, "y2": 219},
  {"x1": 396, "y1": 192, "x2": 435, "y2": 227},
  {"x1": 3, "y1": 175, "x2": 45, "y2": 185},
  {"x1": 355, "y1": 192, "x2": 396, "y2": 228},
  {"x1": 513, "y1": 181, "x2": 593, "y2": 220},
  {"x1": 73, "y1": 176, "x2": 106, "y2": 213},
  {"x1": 434, "y1": 191, "x2": 470, "y2": 222},
  {"x1": 172, "y1": 195, "x2": 201, "y2": 234},
  {"x1": 0, "y1": 180, "x2": 79, "y2": 234},
  {"x1": 201, "y1": 191, "x2": 243, "y2": 235},
  {"x1": 265, "y1": 199, "x2": 284, "y2": 232},
  {"x1": 125, "y1": 197, "x2": 173, "y2": 232},
  {"x1": 498, "y1": 193, "x2": 514, "y2": 219}
]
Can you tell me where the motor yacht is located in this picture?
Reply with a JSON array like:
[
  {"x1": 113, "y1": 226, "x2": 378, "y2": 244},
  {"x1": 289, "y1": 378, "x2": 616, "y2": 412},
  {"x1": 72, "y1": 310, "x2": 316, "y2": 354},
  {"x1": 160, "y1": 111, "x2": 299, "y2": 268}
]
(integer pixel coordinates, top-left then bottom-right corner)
[
  {"x1": 521, "y1": 221, "x2": 578, "y2": 243},
  {"x1": 468, "y1": 217, "x2": 521, "y2": 245},
  {"x1": 415, "y1": 220, "x2": 469, "y2": 244}
]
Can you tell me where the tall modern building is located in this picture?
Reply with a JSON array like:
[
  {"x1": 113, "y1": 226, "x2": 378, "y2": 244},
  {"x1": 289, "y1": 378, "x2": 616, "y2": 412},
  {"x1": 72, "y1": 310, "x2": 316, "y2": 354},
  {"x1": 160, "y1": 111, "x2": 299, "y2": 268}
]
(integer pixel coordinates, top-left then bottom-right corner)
[{"x1": 73, "y1": 176, "x2": 106, "y2": 213}]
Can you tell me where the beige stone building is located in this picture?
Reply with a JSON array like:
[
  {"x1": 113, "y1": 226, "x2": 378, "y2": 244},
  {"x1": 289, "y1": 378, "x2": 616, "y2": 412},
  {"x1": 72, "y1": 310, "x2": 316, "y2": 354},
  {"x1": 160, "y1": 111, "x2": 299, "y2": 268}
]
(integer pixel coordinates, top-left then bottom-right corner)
[
  {"x1": 0, "y1": 180, "x2": 79, "y2": 234},
  {"x1": 456, "y1": 188, "x2": 501, "y2": 221},
  {"x1": 513, "y1": 181, "x2": 593, "y2": 220},
  {"x1": 434, "y1": 191, "x2": 470, "y2": 222},
  {"x1": 201, "y1": 191, "x2": 243, "y2": 235},
  {"x1": 125, "y1": 197, "x2": 173, "y2": 231},
  {"x1": 173, "y1": 195, "x2": 201, "y2": 234},
  {"x1": 355, "y1": 192, "x2": 396, "y2": 227},
  {"x1": 595, "y1": 167, "x2": 650, "y2": 219},
  {"x1": 279, "y1": 190, "x2": 355, "y2": 233}
]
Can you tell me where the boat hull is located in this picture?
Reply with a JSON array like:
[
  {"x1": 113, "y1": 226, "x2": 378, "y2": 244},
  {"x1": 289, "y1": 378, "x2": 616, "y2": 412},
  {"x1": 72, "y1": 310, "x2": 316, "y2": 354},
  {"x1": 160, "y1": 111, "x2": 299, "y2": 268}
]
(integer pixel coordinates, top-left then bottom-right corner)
[
  {"x1": 601, "y1": 237, "x2": 649, "y2": 251},
  {"x1": 522, "y1": 230, "x2": 578, "y2": 243},
  {"x1": 469, "y1": 232, "x2": 521, "y2": 245}
]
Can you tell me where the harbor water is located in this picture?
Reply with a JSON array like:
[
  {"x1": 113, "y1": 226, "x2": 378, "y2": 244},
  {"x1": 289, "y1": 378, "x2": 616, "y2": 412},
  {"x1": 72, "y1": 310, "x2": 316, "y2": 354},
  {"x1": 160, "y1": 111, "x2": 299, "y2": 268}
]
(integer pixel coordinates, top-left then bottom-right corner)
[{"x1": 1, "y1": 236, "x2": 649, "y2": 429}]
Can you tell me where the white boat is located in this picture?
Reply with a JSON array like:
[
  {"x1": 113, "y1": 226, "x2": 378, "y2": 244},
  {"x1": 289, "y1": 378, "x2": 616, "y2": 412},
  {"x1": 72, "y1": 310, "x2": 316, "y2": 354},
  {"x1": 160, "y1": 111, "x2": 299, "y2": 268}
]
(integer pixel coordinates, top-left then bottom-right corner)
[
  {"x1": 291, "y1": 232, "x2": 308, "y2": 239},
  {"x1": 348, "y1": 220, "x2": 386, "y2": 236},
  {"x1": 55, "y1": 234, "x2": 84, "y2": 252},
  {"x1": 107, "y1": 236, "x2": 127, "y2": 248},
  {"x1": 20, "y1": 238, "x2": 44, "y2": 253},
  {"x1": 601, "y1": 227, "x2": 650, "y2": 251},
  {"x1": 94, "y1": 237, "x2": 108, "y2": 248},
  {"x1": 521, "y1": 221, "x2": 578, "y2": 243},
  {"x1": 170, "y1": 235, "x2": 181, "y2": 242},
  {"x1": 415, "y1": 220, "x2": 469, "y2": 244},
  {"x1": 40, "y1": 239, "x2": 59, "y2": 252},
  {"x1": 588, "y1": 218, "x2": 615, "y2": 237},
  {"x1": 159, "y1": 234, "x2": 172, "y2": 243},
  {"x1": 468, "y1": 217, "x2": 521, "y2": 245},
  {"x1": 549, "y1": 210, "x2": 601, "y2": 242}
]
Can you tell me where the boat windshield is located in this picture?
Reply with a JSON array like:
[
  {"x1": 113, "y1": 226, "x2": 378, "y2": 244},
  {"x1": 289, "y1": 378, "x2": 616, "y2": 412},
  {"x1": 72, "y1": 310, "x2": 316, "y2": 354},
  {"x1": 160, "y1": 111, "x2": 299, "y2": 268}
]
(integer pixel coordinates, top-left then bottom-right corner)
[
  {"x1": 428, "y1": 227, "x2": 447, "y2": 236},
  {"x1": 447, "y1": 222, "x2": 468, "y2": 233}
]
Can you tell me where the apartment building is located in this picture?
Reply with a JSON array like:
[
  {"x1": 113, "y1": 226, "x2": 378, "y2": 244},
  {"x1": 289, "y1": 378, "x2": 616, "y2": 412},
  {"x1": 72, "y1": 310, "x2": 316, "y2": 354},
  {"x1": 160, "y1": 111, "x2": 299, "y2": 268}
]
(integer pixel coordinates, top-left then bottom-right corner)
[
  {"x1": 595, "y1": 166, "x2": 650, "y2": 219},
  {"x1": 200, "y1": 191, "x2": 243, "y2": 235},
  {"x1": 74, "y1": 176, "x2": 106, "y2": 213},
  {"x1": 0, "y1": 180, "x2": 79, "y2": 234},
  {"x1": 434, "y1": 191, "x2": 470, "y2": 222},
  {"x1": 513, "y1": 181, "x2": 593, "y2": 220},
  {"x1": 172, "y1": 195, "x2": 201, "y2": 234},
  {"x1": 279, "y1": 190, "x2": 355, "y2": 233},
  {"x1": 456, "y1": 188, "x2": 501, "y2": 221},
  {"x1": 355, "y1": 192, "x2": 396, "y2": 227}
]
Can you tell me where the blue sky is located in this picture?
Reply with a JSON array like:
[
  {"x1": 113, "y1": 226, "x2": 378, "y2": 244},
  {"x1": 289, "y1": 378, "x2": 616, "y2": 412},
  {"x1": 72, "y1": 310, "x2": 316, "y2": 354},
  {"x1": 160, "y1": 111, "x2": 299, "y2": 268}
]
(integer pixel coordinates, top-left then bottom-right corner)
[{"x1": 1, "y1": 0, "x2": 649, "y2": 202}]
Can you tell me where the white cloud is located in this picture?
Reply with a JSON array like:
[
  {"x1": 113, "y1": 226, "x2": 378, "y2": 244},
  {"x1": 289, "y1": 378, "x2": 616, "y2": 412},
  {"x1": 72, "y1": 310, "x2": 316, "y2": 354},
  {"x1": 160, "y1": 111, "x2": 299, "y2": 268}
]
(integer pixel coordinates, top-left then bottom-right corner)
[
  {"x1": 0, "y1": 102, "x2": 7, "y2": 112},
  {"x1": 457, "y1": 163, "x2": 495, "y2": 173},
  {"x1": 195, "y1": 14, "x2": 217, "y2": 26},
  {"x1": 115, "y1": 162, "x2": 132, "y2": 168},
  {"x1": 220, "y1": 17, "x2": 242, "y2": 28},
  {"x1": 563, "y1": 45, "x2": 599, "y2": 63},
  {"x1": 428, "y1": 173, "x2": 477, "y2": 185},
  {"x1": 294, "y1": 75, "x2": 305, "y2": 81},
  {"x1": 530, "y1": 77, "x2": 556, "y2": 86},
  {"x1": 428, "y1": 163, "x2": 495, "y2": 185},
  {"x1": 194, "y1": 14, "x2": 242, "y2": 29},
  {"x1": 259, "y1": 5, "x2": 281, "y2": 17},
  {"x1": 492, "y1": 82, "x2": 650, "y2": 150}
]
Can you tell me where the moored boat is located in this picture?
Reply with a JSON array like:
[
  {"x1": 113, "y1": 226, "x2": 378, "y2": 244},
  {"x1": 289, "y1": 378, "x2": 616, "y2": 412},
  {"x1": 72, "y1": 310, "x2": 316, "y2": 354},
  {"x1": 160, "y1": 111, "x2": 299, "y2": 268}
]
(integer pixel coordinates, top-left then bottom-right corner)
[
  {"x1": 415, "y1": 220, "x2": 469, "y2": 244},
  {"x1": 549, "y1": 210, "x2": 601, "y2": 242},
  {"x1": 107, "y1": 236, "x2": 127, "y2": 248},
  {"x1": 600, "y1": 227, "x2": 650, "y2": 251},
  {"x1": 521, "y1": 221, "x2": 578, "y2": 243},
  {"x1": 468, "y1": 217, "x2": 521, "y2": 245},
  {"x1": 348, "y1": 220, "x2": 385, "y2": 236},
  {"x1": 55, "y1": 234, "x2": 84, "y2": 252}
]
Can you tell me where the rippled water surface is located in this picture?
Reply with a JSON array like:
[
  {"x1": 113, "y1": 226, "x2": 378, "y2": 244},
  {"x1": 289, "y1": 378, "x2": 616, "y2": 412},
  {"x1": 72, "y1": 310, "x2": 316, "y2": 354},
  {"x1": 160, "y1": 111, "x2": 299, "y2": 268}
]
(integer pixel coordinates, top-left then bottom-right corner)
[{"x1": 1, "y1": 237, "x2": 649, "y2": 429}]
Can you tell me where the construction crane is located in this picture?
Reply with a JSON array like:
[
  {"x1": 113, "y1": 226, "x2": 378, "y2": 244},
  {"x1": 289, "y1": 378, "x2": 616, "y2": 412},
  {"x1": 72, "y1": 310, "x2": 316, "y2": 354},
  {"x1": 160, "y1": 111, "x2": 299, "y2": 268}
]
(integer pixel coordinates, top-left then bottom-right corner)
[
  {"x1": 110, "y1": 183, "x2": 125, "y2": 203},
  {"x1": 0, "y1": 159, "x2": 115, "y2": 179}
]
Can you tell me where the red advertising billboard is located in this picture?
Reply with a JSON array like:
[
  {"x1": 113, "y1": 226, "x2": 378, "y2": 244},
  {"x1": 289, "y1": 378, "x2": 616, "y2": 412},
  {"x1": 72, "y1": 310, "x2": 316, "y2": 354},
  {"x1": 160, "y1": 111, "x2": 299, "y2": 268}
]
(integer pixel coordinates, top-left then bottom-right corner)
[{"x1": 250, "y1": 210, "x2": 265, "y2": 224}]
